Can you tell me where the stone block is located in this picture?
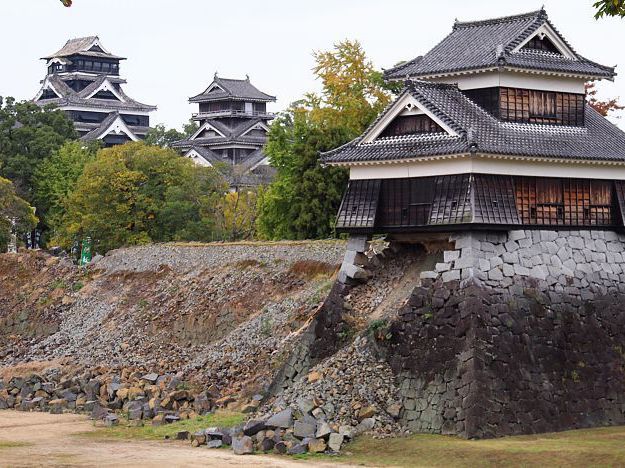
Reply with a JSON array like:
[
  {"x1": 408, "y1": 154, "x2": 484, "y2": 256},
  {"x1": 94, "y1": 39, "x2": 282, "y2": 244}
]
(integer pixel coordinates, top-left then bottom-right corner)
[
  {"x1": 568, "y1": 237, "x2": 584, "y2": 250},
  {"x1": 514, "y1": 264, "x2": 530, "y2": 276},
  {"x1": 502, "y1": 252, "x2": 519, "y2": 264},
  {"x1": 508, "y1": 230, "x2": 526, "y2": 241},
  {"x1": 435, "y1": 262, "x2": 451, "y2": 273},
  {"x1": 488, "y1": 268, "x2": 504, "y2": 281},
  {"x1": 420, "y1": 271, "x2": 438, "y2": 280},
  {"x1": 478, "y1": 259, "x2": 491, "y2": 272},
  {"x1": 444, "y1": 250, "x2": 460, "y2": 263},
  {"x1": 442, "y1": 270, "x2": 460, "y2": 283},
  {"x1": 346, "y1": 235, "x2": 369, "y2": 252},
  {"x1": 502, "y1": 264, "x2": 515, "y2": 277},
  {"x1": 505, "y1": 240, "x2": 519, "y2": 252}
]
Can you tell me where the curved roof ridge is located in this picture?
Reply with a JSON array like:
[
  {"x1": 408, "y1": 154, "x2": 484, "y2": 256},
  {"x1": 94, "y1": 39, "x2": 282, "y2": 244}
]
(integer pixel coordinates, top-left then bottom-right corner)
[{"x1": 454, "y1": 9, "x2": 544, "y2": 29}]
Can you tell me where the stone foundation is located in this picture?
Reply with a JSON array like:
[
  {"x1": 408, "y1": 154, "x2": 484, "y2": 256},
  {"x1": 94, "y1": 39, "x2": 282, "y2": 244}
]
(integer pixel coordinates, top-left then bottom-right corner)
[{"x1": 386, "y1": 229, "x2": 625, "y2": 438}]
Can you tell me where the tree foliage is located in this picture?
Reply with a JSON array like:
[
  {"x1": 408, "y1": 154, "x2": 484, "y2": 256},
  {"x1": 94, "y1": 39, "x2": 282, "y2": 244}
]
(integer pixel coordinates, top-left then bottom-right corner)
[
  {"x1": 585, "y1": 82, "x2": 624, "y2": 117},
  {"x1": 0, "y1": 177, "x2": 38, "y2": 250},
  {"x1": 593, "y1": 0, "x2": 625, "y2": 18},
  {"x1": 216, "y1": 189, "x2": 262, "y2": 241},
  {"x1": 33, "y1": 141, "x2": 99, "y2": 240},
  {"x1": 144, "y1": 120, "x2": 198, "y2": 148},
  {"x1": 0, "y1": 97, "x2": 76, "y2": 202},
  {"x1": 257, "y1": 40, "x2": 394, "y2": 240},
  {"x1": 55, "y1": 142, "x2": 226, "y2": 253}
]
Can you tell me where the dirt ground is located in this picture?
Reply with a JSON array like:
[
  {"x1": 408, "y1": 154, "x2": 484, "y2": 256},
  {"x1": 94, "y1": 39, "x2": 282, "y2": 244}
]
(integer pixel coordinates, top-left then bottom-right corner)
[{"x1": 0, "y1": 411, "x2": 351, "y2": 468}]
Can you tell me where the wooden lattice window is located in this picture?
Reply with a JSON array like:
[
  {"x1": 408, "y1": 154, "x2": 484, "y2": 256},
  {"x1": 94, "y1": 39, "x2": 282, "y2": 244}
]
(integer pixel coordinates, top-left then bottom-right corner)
[
  {"x1": 522, "y1": 36, "x2": 561, "y2": 54},
  {"x1": 500, "y1": 88, "x2": 584, "y2": 126},
  {"x1": 380, "y1": 115, "x2": 443, "y2": 138},
  {"x1": 515, "y1": 177, "x2": 614, "y2": 227},
  {"x1": 378, "y1": 177, "x2": 435, "y2": 227}
]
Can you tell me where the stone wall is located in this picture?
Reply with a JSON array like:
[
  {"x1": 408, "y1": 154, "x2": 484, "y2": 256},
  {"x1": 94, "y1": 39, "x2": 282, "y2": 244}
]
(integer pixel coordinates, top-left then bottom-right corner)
[{"x1": 385, "y1": 229, "x2": 625, "y2": 438}]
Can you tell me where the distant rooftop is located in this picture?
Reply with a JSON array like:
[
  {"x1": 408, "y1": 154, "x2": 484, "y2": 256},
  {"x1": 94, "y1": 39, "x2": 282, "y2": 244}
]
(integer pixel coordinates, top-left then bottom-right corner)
[
  {"x1": 384, "y1": 9, "x2": 615, "y2": 80},
  {"x1": 190, "y1": 74, "x2": 276, "y2": 103},
  {"x1": 42, "y1": 36, "x2": 126, "y2": 61}
]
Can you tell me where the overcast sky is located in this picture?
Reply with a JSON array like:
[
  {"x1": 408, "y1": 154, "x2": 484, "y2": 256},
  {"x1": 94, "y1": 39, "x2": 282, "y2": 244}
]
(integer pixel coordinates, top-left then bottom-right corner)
[{"x1": 2, "y1": 0, "x2": 624, "y2": 129}]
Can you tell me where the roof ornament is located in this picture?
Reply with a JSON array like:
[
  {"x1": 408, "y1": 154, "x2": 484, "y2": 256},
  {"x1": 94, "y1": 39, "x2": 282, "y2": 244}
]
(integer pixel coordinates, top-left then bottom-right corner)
[
  {"x1": 452, "y1": 17, "x2": 459, "y2": 30},
  {"x1": 467, "y1": 127, "x2": 478, "y2": 153},
  {"x1": 496, "y1": 44, "x2": 506, "y2": 66},
  {"x1": 245, "y1": 74, "x2": 250, "y2": 82},
  {"x1": 214, "y1": 71, "x2": 218, "y2": 79}
]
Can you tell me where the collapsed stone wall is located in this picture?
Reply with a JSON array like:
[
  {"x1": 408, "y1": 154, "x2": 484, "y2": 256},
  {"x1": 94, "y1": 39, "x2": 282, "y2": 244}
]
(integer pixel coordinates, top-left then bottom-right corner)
[{"x1": 384, "y1": 229, "x2": 625, "y2": 438}]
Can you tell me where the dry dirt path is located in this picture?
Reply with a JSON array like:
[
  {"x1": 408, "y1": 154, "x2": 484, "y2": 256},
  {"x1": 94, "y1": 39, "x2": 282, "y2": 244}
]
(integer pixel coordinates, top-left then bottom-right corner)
[{"x1": 0, "y1": 411, "x2": 354, "y2": 468}]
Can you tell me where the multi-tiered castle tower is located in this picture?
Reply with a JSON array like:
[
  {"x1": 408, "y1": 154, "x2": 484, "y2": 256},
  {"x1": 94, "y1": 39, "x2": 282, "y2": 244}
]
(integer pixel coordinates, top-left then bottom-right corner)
[
  {"x1": 172, "y1": 74, "x2": 276, "y2": 187},
  {"x1": 321, "y1": 10, "x2": 625, "y2": 439},
  {"x1": 34, "y1": 36, "x2": 156, "y2": 146}
]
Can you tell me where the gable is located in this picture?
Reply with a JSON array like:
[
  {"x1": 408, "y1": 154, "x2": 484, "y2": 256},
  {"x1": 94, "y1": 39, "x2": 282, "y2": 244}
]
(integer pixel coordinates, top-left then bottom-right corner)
[
  {"x1": 89, "y1": 44, "x2": 105, "y2": 53},
  {"x1": 185, "y1": 149, "x2": 213, "y2": 167},
  {"x1": 240, "y1": 122, "x2": 270, "y2": 138},
  {"x1": 92, "y1": 90, "x2": 121, "y2": 101},
  {"x1": 189, "y1": 122, "x2": 227, "y2": 140},
  {"x1": 512, "y1": 24, "x2": 576, "y2": 60},
  {"x1": 85, "y1": 79, "x2": 125, "y2": 101},
  {"x1": 363, "y1": 93, "x2": 458, "y2": 143},
  {"x1": 522, "y1": 35, "x2": 560, "y2": 54},
  {"x1": 380, "y1": 114, "x2": 444, "y2": 137}
]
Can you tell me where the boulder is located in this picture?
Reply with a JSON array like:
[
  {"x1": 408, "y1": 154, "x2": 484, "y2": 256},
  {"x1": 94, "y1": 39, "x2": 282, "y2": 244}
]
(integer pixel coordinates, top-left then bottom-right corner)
[
  {"x1": 232, "y1": 436, "x2": 254, "y2": 455},
  {"x1": 274, "y1": 441, "x2": 288, "y2": 454},
  {"x1": 297, "y1": 398, "x2": 315, "y2": 415},
  {"x1": 315, "y1": 422, "x2": 332, "y2": 439},
  {"x1": 265, "y1": 408, "x2": 293, "y2": 429},
  {"x1": 243, "y1": 419, "x2": 266, "y2": 436},
  {"x1": 260, "y1": 438, "x2": 275, "y2": 452},
  {"x1": 328, "y1": 433, "x2": 344, "y2": 452},
  {"x1": 339, "y1": 425, "x2": 355, "y2": 440},
  {"x1": 141, "y1": 373, "x2": 159, "y2": 385},
  {"x1": 287, "y1": 443, "x2": 307, "y2": 455},
  {"x1": 104, "y1": 414, "x2": 119, "y2": 427},
  {"x1": 357, "y1": 405, "x2": 377, "y2": 421},
  {"x1": 308, "y1": 438, "x2": 327, "y2": 453},
  {"x1": 207, "y1": 440, "x2": 223, "y2": 449},
  {"x1": 175, "y1": 431, "x2": 190, "y2": 440},
  {"x1": 355, "y1": 418, "x2": 375, "y2": 434},
  {"x1": 294, "y1": 420, "x2": 316, "y2": 439}
]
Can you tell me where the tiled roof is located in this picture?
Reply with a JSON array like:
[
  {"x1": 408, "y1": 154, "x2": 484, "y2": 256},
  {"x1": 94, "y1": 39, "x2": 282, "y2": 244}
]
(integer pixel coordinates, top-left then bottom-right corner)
[
  {"x1": 321, "y1": 81, "x2": 625, "y2": 164},
  {"x1": 36, "y1": 74, "x2": 156, "y2": 112},
  {"x1": 42, "y1": 36, "x2": 125, "y2": 60},
  {"x1": 79, "y1": 111, "x2": 146, "y2": 141},
  {"x1": 171, "y1": 118, "x2": 268, "y2": 149},
  {"x1": 190, "y1": 75, "x2": 276, "y2": 103},
  {"x1": 384, "y1": 9, "x2": 615, "y2": 80}
]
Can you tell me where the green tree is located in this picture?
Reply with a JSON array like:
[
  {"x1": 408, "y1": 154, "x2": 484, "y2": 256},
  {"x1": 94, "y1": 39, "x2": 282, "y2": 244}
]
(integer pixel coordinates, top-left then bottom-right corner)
[
  {"x1": 55, "y1": 142, "x2": 226, "y2": 253},
  {"x1": 0, "y1": 97, "x2": 76, "y2": 201},
  {"x1": 0, "y1": 177, "x2": 38, "y2": 251},
  {"x1": 33, "y1": 141, "x2": 99, "y2": 241},
  {"x1": 257, "y1": 40, "x2": 394, "y2": 240},
  {"x1": 593, "y1": 0, "x2": 625, "y2": 18},
  {"x1": 144, "y1": 119, "x2": 199, "y2": 148}
]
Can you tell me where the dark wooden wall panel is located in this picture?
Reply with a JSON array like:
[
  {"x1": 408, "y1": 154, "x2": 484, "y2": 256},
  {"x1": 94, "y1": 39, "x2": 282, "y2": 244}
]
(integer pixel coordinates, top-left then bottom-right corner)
[
  {"x1": 473, "y1": 174, "x2": 521, "y2": 224},
  {"x1": 336, "y1": 179, "x2": 381, "y2": 229},
  {"x1": 429, "y1": 175, "x2": 473, "y2": 225}
]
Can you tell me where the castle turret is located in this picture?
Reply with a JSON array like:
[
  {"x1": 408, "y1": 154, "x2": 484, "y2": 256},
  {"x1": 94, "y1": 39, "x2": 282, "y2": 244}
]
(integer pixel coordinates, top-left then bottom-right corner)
[
  {"x1": 172, "y1": 74, "x2": 276, "y2": 187},
  {"x1": 34, "y1": 36, "x2": 156, "y2": 146}
]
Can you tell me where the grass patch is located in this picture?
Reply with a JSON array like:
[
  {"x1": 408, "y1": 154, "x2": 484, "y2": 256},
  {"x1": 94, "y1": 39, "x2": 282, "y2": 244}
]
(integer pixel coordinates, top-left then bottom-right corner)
[
  {"x1": 320, "y1": 426, "x2": 625, "y2": 467},
  {"x1": 77, "y1": 411, "x2": 245, "y2": 441},
  {"x1": 288, "y1": 260, "x2": 338, "y2": 280},
  {"x1": 0, "y1": 440, "x2": 30, "y2": 449}
]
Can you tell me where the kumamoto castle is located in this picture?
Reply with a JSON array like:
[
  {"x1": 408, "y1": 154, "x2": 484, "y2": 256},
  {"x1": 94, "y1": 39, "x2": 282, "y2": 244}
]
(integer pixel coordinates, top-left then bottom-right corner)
[
  {"x1": 323, "y1": 9, "x2": 625, "y2": 437},
  {"x1": 25, "y1": 9, "x2": 625, "y2": 439}
]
